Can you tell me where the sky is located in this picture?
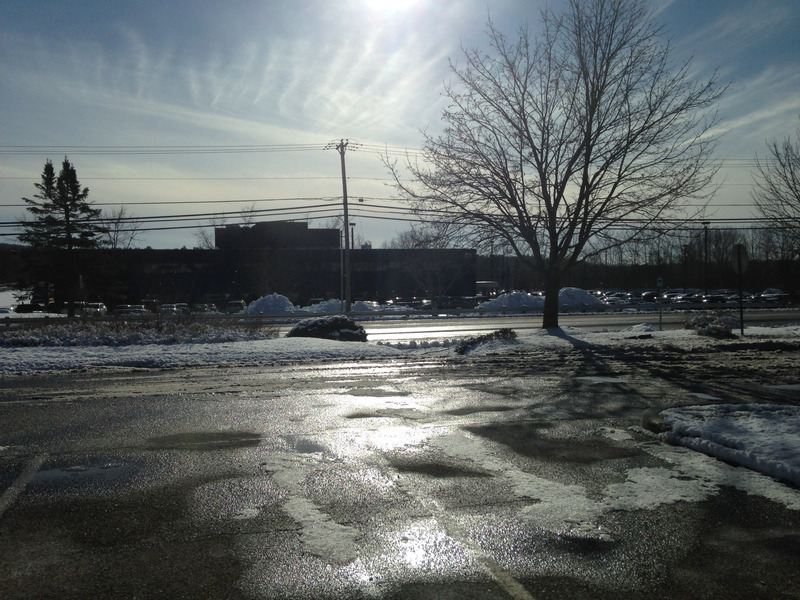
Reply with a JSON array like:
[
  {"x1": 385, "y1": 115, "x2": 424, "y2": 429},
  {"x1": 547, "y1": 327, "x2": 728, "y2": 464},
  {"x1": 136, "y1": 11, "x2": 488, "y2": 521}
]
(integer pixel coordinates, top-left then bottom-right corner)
[{"x1": 1, "y1": 0, "x2": 799, "y2": 249}]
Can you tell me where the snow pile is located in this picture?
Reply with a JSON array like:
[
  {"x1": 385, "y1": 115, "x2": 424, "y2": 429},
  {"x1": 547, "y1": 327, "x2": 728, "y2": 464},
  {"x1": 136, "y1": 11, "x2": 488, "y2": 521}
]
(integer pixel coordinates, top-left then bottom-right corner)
[
  {"x1": 0, "y1": 337, "x2": 404, "y2": 373},
  {"x1": 0, "y1": 288, "x2": 16, "y2": 310},
  {"x1": 245, "y1": 293, "x2": 297, "y2": 314},
  {"x1": 559, "y1": 287, "x2": 606, "y2": 306},
  {"x1": 476, "y1": 287, "x2": 605, "y2": 311},
  {"x1": 305, "y1": 299, "x2": 345, "y2": 313},
  {"x1": 624, "y1": 323, "x2": 657, "y2": 334},
  {"x1": 477, "y1": 291, "x2": 543, "y2": 310},
  {"x1": 351, "y1": 300, "x2": 380, "y2": 312},
  {"x1": 661, "y1": 404, "x2": 800, "y2": 487}
]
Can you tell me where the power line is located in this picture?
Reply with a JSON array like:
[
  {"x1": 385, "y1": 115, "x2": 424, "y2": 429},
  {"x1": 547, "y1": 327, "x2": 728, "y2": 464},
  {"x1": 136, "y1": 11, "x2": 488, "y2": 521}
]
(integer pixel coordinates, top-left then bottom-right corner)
[
  {"x1": 0, "y1": 176, "x2": 347, "y2": 181},
  {"x1": 0, "y1": 143, "x2": 326, "y2": 156},
  {"x1": 0, "y1": 142, "x2": 421, "y2": 157}
]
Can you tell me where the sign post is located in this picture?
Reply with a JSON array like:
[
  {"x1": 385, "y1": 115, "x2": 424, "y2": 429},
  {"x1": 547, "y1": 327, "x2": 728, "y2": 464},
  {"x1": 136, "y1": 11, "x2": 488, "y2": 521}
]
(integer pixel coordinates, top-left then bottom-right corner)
[
  {"x1": 657, "y1": 277, "x2": 664, "y2": 331},
  {"x1": 731, "y1": 244, "x2": 749, "y2": 336}
]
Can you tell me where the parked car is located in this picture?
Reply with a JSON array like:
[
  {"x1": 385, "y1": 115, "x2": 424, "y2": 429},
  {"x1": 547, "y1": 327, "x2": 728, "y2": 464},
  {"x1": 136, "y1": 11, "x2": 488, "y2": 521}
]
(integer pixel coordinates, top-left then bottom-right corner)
[
  {"x1": 224, "y1": 300, "x2": 246, "y2": 314},
  {"x1": 85, "y1": 302, "x2": 107, "y2": 316},
  {"x1": 158, "y1": 303, "x2": 179, "y2": 315},
  {"x1": 702, "y1": 294, "x2": 728, "y2": 304},
  {"x1": 673, "y1": 292, "x2": 703, "y2": 305},
  {"x1": 440, "y1": 296, "x2": 481, "y2": 309},
  {"x1": 14, "y1": 303, "x2": 44, "y2": 313},
  {"x1": 54, "y1": 301, "x2": 88, "y2": 315},
  {"x1": 190, "y1": 303, "x2": 217, "y2": 313},
  {"x1": 601, "y1": 294, "x2": 625, "y2": 306},
  {"x1": 113, "y1": 304, "x2": 148, "y2": 315}
]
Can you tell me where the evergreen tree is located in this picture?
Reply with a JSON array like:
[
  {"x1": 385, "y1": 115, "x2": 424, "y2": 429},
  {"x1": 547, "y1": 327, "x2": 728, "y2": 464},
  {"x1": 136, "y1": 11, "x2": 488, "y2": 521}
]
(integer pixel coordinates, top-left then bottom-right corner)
[
  {"x1": 20, "y1": 157, "x2": 101, "y2": 250},
  {"x1": 19, "y1": 157, "x2": 104, "y2": 314}
]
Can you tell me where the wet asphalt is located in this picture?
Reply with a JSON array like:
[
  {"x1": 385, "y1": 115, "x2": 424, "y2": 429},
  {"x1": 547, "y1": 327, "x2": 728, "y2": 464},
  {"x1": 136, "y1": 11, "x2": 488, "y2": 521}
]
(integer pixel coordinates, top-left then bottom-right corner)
[{"x1": 1, "y1": 357, "x2": 799, "y2": 599}]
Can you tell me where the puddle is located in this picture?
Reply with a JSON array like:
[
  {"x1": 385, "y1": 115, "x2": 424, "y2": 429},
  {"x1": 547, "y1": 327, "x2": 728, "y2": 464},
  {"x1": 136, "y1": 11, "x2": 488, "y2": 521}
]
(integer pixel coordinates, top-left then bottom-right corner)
[
  {"x1": 283, "y1": 435, "x2": 326, "y2": 454},
  {"x1": 345, "y1": 388, "x2": 410, "y2": 397},
  {"x1": 31, "y1": 461, "x2": 135, "y2": 486},
  {"x1": 690, "y1": 392, "x2": 722, "y2": 400},
  {"x1": 574, "y1": 376, "x2": 627, "y2": 385},
  {"x1": 147, "y1": 431, "x2": 262, "y2": 450},
  {"x1": 445, "y1": 404, "x2": 519, "y2": 416}
]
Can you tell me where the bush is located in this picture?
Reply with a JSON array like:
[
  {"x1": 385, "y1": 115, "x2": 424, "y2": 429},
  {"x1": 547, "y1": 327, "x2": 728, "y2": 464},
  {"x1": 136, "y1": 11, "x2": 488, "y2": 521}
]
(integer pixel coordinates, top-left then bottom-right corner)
[
  {"x1": 455, "y1": 328, "x2": 517, "y2": 354},
  {"x1": 286, "y1": 315, "x2": 367, "y2": 342},
  {"x1": 684, "y1": 313, "x2": 737, "y2": 339}
]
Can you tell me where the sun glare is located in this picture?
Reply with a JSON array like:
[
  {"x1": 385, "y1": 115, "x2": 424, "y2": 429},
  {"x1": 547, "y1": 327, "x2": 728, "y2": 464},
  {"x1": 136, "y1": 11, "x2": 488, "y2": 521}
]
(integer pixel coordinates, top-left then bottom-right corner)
[{"x1": 361, "y1": 0, "x2": 421, "y2": 16}]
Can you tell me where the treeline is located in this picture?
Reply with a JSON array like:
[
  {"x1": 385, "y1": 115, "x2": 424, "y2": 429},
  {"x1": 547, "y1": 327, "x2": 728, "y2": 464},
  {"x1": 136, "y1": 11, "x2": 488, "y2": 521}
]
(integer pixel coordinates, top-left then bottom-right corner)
[{"x1": 480, "y1": 227, "x2": 799, "y2": 293}]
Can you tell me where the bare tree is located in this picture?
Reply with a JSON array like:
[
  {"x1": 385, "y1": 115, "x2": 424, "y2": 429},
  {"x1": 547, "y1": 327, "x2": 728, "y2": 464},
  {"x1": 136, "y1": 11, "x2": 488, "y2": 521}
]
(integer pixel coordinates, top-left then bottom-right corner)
[
  {"x1": 241, "y1": 202, "x2": 259, "y2": 226},
  {"x1": 386, "y1": 0, "x2": 724, "y2": 327},
  {"x1": 752, "y1": 119, "x2": 800, "y2": 247},
  {"x1": 384, "y1": 221, "x2": 454, "y2": 249},
  {"x1": 100, "y1": 206, "x2": 142, "y2": 249},
  {"x1": 194, "y1": 215, "x2": 228, "y2": 250}
]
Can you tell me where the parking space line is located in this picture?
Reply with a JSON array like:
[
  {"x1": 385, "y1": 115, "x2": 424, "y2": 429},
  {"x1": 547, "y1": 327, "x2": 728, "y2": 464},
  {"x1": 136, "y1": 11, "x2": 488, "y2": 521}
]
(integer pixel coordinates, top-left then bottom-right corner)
[
  {"x1": 389, "y1": 460, "x2": 536, "y2": 600},
  {"x1": 0, "y1": 452, "x2": 47, "y2": 518}
]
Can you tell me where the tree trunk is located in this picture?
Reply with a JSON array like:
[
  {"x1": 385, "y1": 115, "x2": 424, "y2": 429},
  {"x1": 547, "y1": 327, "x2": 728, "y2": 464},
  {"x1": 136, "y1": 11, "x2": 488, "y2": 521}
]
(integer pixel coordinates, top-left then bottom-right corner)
[{"x1": 542, "y1": 268, "x2": 560, "y2": 329}]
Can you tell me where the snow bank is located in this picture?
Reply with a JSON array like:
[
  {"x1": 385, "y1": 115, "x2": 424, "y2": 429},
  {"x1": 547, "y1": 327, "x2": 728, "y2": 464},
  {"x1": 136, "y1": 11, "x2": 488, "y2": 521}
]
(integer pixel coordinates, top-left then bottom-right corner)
[
  {"x1": 477, "y1": 291, "x2": 544, "y2": 310},
  {"x1": 244, "y1": 293, "x2": 297, "y2": 314},
  {"x1": 559, "y1": 287, "x2": 606, "y2": 306},
  {"x1": 306, "y1": 299, "x2": 345, "y2": 313},
  {"x1": 0, "y1": 289, "x2": 15, "y2": 310},
  {"x1": 661, "y1": 404, "x2": 800, "y2": 487},
  {"x1": 238, "y1": 288, "x2": 607, "y2": 315},
  {"x1": 0, "y1": 337, "x2": 403, "y2": 374},
  {"x1": 244, "y1": 296, "x2": 379, "y2": 315},
  {"x1": 477, "y1": 287, "x2": 605, "y2": 311}
]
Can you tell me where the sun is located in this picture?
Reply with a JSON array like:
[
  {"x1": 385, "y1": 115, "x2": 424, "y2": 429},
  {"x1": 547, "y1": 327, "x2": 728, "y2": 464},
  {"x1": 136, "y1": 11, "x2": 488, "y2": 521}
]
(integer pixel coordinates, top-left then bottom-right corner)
[{"x1": 360, "y1": 0, "x2": 422, "y2": 16}]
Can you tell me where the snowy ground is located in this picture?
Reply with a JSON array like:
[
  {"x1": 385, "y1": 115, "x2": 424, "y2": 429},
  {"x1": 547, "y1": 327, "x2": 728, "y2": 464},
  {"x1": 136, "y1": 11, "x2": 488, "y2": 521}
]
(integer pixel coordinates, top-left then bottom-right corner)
[{"x1": 2, "y1": 288, "x2": 799, "y2": 491}]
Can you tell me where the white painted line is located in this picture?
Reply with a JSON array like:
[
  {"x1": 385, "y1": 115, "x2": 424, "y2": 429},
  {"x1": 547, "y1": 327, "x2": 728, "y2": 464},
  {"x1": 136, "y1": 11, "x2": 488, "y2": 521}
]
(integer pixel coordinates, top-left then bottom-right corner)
[
  {"x1": 0, "y1": 453, "x2": 47, "y2": 518},
  {"x1": 389, "y1": 457, "x2": 536, "y2": 600},
  {"x1": 432, "y1": 508, "x2": 537, "y2": 600}
]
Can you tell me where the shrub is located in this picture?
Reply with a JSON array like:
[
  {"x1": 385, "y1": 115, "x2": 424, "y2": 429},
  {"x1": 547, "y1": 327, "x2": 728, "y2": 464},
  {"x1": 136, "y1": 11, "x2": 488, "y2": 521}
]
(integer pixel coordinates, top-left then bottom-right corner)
[
  {"x1": 455, "y1": 328, "x2": 517, "y2": 354},
  {"x1": 684, "y1": 313, "x2": 736, "y2": 339},
  {"x1": 286, "y1": 315, "x2": 367, "y2": 342}
]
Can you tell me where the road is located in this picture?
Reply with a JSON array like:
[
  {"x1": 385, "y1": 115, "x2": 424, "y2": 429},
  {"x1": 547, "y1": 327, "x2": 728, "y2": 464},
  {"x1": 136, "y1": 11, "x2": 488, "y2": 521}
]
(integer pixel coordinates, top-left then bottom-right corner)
[{"x1": 1, "y1": 349, "x2": 799, "y2": 599}]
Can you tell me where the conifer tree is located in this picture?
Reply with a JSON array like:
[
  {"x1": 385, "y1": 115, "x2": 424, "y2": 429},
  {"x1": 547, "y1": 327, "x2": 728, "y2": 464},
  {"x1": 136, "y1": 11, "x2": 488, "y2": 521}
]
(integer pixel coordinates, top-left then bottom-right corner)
[
  {"x1": 20, "y1": 157, "x2": 101, "y2": 250},
  {"x1": 19, "y1": 157, "x2": 104, "y2": 314}
]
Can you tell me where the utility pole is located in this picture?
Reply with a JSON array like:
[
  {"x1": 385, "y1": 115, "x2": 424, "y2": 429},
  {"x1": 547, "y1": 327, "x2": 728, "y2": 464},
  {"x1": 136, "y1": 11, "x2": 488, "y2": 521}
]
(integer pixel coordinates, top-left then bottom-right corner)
[
  {"x1": 331, "y1": 140, "x2": 351, "y2": 312},
  {"x1": 702, "y1": 221, "x2": 710, "y2": 295}
]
